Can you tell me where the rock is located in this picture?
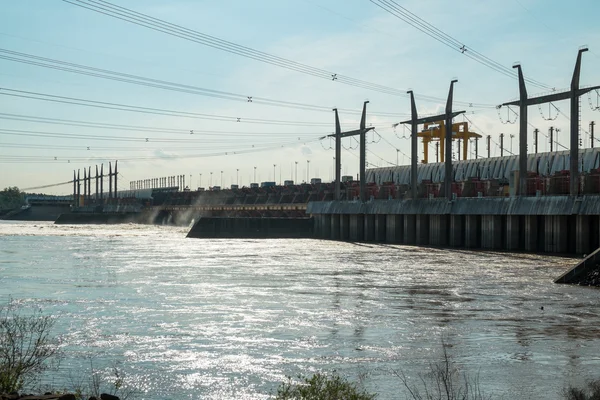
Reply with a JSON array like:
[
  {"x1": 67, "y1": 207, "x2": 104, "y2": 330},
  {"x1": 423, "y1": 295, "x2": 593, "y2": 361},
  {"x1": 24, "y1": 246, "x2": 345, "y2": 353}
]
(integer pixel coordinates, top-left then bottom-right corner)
[{"x1": 100, "y1": 394, "x2": 120, "y2": 400}]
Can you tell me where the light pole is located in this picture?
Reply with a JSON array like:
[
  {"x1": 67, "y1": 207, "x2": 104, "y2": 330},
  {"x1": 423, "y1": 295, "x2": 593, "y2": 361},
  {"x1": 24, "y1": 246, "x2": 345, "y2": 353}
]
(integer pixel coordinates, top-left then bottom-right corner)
[
  {"x1": 220, "y1": 170, "x2": 223, "y2": 187},
  {"x1": 295, "y1": 161, "x2": 298, "y2": 183},
  {"x1": 307, "y1": 160, "x2": 310, "y2": 183},
  {"x1": 510, "y1": 134, "x2": 515, "y2": 154},
  {"x1": 190, "y1": 174, "x2": 192, "y2": 189},
  {"x1": 210, "y1": 172, "x2": 213, "y2": 187},
  {"x1": 396, "y1": 149, "x2": 399, "y2": 166},
  {"x1": 254, "y1": 166, "x2": 257, "y2": 183},
  {"x1": 236, "y1": 169, "x2": 239, "y2": 185},
  {"x1": 273, "y1": 164, "x2": 276, "y2": 183},
  {"x1": 199, "y1": 173, "x2": 202, "y2": 188}
]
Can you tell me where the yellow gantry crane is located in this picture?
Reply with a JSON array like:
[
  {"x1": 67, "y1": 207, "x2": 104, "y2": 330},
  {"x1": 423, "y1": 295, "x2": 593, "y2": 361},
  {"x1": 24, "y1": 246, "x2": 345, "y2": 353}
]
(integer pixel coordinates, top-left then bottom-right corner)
[{"x1": 418, "y1": 120, "x2": 482, "y2": 163}]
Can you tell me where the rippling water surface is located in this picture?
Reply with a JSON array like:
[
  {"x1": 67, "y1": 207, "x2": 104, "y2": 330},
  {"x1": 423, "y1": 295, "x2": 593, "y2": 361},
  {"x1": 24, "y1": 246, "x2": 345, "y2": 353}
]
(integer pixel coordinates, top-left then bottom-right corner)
[{"x1": 0, "y1": 221, "x2": 599, "y2": 399}]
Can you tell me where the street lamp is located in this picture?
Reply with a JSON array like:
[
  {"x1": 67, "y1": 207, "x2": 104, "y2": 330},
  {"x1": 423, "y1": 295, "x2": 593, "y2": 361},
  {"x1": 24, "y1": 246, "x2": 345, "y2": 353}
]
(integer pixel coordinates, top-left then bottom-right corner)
[
  {"x1": 236, "y1": 168, "x2": 239, "y2": 185},
  {"x1": 396, "y1": 149, "x2": 399, "y2": 166},
  {"x1": 273, "y1": 164, "x2": 276, "y2": 183},
  {"x1": 199, "y1": 173, "x2": 202, "y2": 188},
  {"x1": 510, "y1": 134, "x2": 515, "y2": 154},
  {"x1": 307, "y1": 160, "x2": 310, "y2": 183},
  {"x1": 210, "y1": 172, "x2": 213, "y2": 187},
  {"x1": 254, "y1": 166, "x2": 257, "y2": 183},
  {"x1": 295, "y1": 161, "x2": 298, "y2": 183},
  {"x1": 220, "y1": 170, "x2": 223, "y2": 187}
]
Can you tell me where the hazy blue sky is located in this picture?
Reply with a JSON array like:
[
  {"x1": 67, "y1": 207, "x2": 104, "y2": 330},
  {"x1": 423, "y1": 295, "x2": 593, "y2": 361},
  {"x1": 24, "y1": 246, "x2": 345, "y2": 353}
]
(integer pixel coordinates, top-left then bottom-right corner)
[{"x1": 1, "y1": 0, "x2": 599, "y2": 193}]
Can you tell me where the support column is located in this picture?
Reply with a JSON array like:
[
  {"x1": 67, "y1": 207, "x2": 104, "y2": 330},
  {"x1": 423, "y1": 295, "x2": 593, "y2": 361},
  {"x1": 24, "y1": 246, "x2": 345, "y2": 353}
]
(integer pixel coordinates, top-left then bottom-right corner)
[
  {"x1": 524, "y1": 215, "x2": 538, "y2": 252},
  {"x1": 514, "y1": 64, "x2": 528, "y2": 197},
  {"x1": 331, "y1": 214, "x2": 340, "y2": 240},
  {"x1": 481, "y1": 215, "x2": 502, "y2": 250},
  {"x1": 464, "y1": 215, "x2": 479, "y2": 248},
  {"x1": 570, "y1": 49, "x2": 587, "y2": 197},
  {"x1": 364, "y1": 214, "x2": 376, "y2": 242},
  {"x1": 313, "y1": 214, "x2": 322, "y2": 239},
  {"x1": 334, "y1": 109, "x2": 341, "y2": 200},
  {"x1": 445, "y1": 80, "x2": 458, "y2": 200},
  {"x1": 360, "y1": 102, "x2": 368, "y2": 202},
  {"x1": 349, "y1": 214, "x2": 364, "y2": 242},
  {"x1": 506, "y1": 216, "x2": 521, "y2": 251},
  {"x1": 576, "y1": 215, "x2": 590, "y2": 255},
  {"x1": 416, "y1": 215, "x2": 430, "y2": 246},
  {"x1": 322, "y1": 215, "x2": 331, "y2": 239},
  {"x1": 429, "y1": 215, "x2": 448, "y2": 246},
  {"x1": 408, "y1": 91, "x2": 418, "y2": 199},
  {"x1": 404, "y1": 214, "x2": 416, "y2": 245},
  {"x1": 340, "y1": 215, "x2": 350, "y2": 241},
  {"x1": 375, "y1": 215, "x2": 386, "y2": 242},
  {"x1": 449, "y1": 215, "x2": 464, "y2": 247},
  {"x1": 544, "y1": 216, "x2": 568, "y2": 253},
  {"x1": 386, "y1": 215, "x2": 403, "y2": 243}
]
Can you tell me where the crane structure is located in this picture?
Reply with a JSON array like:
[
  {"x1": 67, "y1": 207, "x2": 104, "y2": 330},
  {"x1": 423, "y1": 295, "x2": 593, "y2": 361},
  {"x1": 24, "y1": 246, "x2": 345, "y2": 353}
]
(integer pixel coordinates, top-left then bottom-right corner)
[{"x1": 418, "y1": 120, "x2": 482, "y2": 164}]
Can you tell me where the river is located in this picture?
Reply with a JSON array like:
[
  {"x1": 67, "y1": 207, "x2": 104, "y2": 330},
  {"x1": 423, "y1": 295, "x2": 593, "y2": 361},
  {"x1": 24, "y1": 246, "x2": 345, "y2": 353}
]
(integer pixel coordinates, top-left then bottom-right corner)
[{"x1": 0, "y1": 221, "x2": 598, "y2": 399}]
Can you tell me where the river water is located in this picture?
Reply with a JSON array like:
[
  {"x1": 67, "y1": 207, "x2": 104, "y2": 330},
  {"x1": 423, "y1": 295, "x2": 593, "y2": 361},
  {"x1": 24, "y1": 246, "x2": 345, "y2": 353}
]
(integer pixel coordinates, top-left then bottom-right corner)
[{"x1": 0, "y1": 221, "x2": 599, "y2": 399}]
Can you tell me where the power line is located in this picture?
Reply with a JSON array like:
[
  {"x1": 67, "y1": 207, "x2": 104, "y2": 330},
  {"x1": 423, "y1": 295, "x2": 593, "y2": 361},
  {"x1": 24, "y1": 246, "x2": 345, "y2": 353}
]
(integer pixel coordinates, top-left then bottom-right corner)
[
  {"x1": 0, "y1": 113, "x2": 331, "y2": 137},
  {"x1": 0, "y1": 128, "x2": 324, "y2": 145},
  {"x1": 0, "y1": 137, "x2": 322, "y2": 164},
  {"x1": 0, "y1": 87, "x2": 332, "y2": 126},
  {"x1": 369, "y1": 0, "x2": 553, "y2": 91},
  {"x1": 0, "y1": 48, "x2": 407, "y2": 118},
  {"x1": 61, "y1": 0, "x2": 495, "y2": 108}
]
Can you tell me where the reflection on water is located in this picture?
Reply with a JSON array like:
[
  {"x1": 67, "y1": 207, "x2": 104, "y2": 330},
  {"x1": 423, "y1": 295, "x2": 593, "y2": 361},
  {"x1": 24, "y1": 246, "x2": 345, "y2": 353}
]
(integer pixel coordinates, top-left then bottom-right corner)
[{"x1": 0, "y1": 221, "x2": 599, "y2": 399}]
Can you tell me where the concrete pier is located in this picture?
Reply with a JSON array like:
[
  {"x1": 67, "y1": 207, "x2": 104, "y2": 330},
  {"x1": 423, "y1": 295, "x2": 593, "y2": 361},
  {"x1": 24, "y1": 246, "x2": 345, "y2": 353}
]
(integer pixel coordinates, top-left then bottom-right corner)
[
  {"x1": 506, "y1": 216, "x2": 520, "y2": 251},
  {"x1": 349, "y1": 214, "x2": 364, "y2": 242},
  {"x1": 576, "y1": 215, "x2": 591, "y2": 255},
  {"x1": 416, "y1": 215, "x2": 430, "y2": 245},
  {"x1": 331, "y1": 214, "x2": 340, "y2": 240},
  {"x1": 464, "y1": 215, "x2": 480, "y2": 249},
  {"x1": 545, "y1": 215, "x2": 567, "y2": 253},
  {"x1": 386, "y1": 214, "x2": 403, "y2": 243},
  {"x1": 449, "y1": 215, "x2": 464, "y2": 247},
  {"x1": 340, "y1": 214, "x2": 350, "y2": 241},
  {"x1": 429, "y1": 215, "x2": 448, "y2": 246},
  {"x1": 404, "y1": 214, "x2": 416, "y2": 245},
  {"x1": 364, "y1": 215, "x2": 376, "y2": 242},
  {"x1": 523, "y1": 215, "x2": 538, "y2": 252},
  {"x1": 481, "y1": 215, "x2": 502, "y2": 250},
  {"x1": 375, "y1": 215, "x2": 386, "y2": 242}
]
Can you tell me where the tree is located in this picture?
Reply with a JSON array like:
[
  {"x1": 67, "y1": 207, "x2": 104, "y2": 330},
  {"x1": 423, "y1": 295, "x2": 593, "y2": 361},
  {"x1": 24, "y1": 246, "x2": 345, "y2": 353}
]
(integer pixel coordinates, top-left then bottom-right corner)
[
  {"x1": 0, "y1": 304, "x2": 61, "y2": 392},
  {"x1": 0, "y1": 187, "x2": 24, "y2": 210},
  {"x1": 275, "y1": 372, "x2": 376, "y2": 400}
]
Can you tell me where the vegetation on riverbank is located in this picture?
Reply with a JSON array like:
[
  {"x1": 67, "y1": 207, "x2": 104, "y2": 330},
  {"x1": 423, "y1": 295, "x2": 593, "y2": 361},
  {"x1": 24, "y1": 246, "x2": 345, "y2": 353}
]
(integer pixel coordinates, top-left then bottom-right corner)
[{"x1": 0, "y1": 187, "x2": 24, "y2": 212}]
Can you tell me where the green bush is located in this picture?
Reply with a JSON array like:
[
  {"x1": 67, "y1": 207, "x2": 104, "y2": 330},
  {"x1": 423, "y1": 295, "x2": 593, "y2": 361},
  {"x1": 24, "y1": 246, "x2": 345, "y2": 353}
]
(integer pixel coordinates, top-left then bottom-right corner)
[
  {"x1": 0, "y1": 304, "x2": 60, "y2": 392},
  {"x1": 275, "y1": 372, "x2": 376, "y2": 400},
  {"x1": 564, "y1": 380, "x2": 600, "y2": 400}
]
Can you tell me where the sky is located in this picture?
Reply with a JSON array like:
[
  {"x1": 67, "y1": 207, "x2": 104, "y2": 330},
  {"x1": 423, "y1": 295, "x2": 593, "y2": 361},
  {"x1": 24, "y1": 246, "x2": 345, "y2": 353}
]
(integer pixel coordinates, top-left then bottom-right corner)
[{"x1": 1, "y1": 0, "x2": 599, "y2": 194}]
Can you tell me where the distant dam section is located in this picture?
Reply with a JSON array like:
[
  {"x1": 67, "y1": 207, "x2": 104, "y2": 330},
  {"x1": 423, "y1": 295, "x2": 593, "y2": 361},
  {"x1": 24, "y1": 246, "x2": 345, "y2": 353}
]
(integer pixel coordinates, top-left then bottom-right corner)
[{"x1": 187, "y1": 217, "x2": 313, "y2": 239}]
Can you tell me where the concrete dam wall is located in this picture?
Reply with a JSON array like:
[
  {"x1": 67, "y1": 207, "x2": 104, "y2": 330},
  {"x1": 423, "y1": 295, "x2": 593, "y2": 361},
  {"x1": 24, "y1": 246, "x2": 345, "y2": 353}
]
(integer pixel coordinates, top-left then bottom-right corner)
[{"x1": 308, "y1": 195, "x2": 600, "y2": 255}]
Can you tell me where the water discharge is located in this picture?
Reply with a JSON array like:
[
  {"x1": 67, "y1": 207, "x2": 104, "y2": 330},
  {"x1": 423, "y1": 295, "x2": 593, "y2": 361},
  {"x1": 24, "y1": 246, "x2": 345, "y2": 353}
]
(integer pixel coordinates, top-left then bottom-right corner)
[{"x1": 0, "y1": 221, "x2": 599, "y2": 399}]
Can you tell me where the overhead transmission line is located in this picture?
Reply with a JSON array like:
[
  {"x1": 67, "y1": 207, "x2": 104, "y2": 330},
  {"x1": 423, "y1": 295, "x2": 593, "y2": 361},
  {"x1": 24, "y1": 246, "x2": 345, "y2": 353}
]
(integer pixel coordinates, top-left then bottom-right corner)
[
  {"x1": 0, "y1": 87, "x2": 331, "y2": 126},
  {"x1": 0, "y1": 113, "x2": 331, "y2": 137},
  {"x1": 0, "y1": 128, "x2": 324, "y2": 145},
  {"x1": 369, "y1": 0, "x2": 553, "y2": 91},
  {"x1": 0, "y1": 48, "x2": 406, "y2": 118},
  {"x1": 61, "y1": 0, "x2": 494, "y2": 108},
  {"x1": 0, "y1": 137, "x2": 322, "y2": 164}
]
